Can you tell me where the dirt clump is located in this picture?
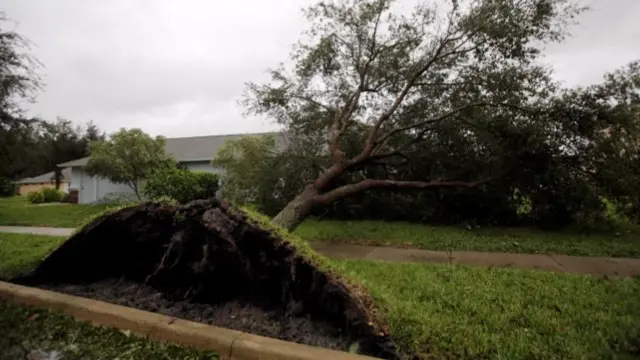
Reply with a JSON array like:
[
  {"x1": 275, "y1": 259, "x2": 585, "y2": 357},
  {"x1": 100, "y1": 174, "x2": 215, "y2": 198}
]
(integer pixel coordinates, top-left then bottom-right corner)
[
  {"x1": 13, "y1": 198, "x2": 401, "y2": 359},
  {"x1": 43, "y1": 279, "x2": 350, "y2": 350}
]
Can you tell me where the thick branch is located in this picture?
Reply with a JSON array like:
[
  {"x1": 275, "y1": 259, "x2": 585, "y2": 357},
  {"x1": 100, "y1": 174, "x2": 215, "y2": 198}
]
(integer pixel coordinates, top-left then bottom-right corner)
[
  {"x1": 313, "y1": 175, "x2": 498, "y2": 205},
  {"x1": 291, "y1": 95, "x2": 333, "y2": 112},
  {"x1": 356, "y1": 31, "x2": 469, "y2": 162}
]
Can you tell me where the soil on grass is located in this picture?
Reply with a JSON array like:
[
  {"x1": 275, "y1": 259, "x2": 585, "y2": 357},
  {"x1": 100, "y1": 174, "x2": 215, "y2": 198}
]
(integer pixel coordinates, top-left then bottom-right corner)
[
  {"x1": 12, "y1": 198, "x2": 401, "y2": 360},
  {"x1": 43, "y1": 278, "x2": 350, "y2": 350}
]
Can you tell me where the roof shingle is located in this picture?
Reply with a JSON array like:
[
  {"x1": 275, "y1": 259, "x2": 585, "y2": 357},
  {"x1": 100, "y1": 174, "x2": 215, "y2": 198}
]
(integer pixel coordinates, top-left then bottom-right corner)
[
  {"x1": 57, "y1": 131, "x2": 289, "y2": 167},
  {"x1": 15, "y1": 167, "x2": 72, "y2": 184}
]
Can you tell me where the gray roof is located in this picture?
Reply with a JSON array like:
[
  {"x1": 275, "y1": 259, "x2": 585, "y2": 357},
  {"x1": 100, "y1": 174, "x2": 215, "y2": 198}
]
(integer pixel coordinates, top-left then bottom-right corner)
[
  {"x1": 16, "y1": 167, "x2": 72, "y2": 184},
  {"x1": 57, "y1": 131, "x2": 290, "y2": 167}
]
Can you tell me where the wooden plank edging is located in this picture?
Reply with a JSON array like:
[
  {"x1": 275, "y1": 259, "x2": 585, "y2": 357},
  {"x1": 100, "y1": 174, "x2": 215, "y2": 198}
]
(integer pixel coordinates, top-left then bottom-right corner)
[{"x1": 0, "y1": 281, "x2": 380, "y2": 360}]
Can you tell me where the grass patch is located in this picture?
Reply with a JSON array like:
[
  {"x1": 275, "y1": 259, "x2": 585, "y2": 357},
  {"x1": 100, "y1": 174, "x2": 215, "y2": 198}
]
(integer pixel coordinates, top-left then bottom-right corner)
[
  {"x1": 0, "y1": 299, "x2": 218, "y2": 359},
  {"x1": 296, "y1": 219, "x2": 640, "y2": 258},
  {"x1": 3, "y1": 213, "x2": 639, "y2": 359},
  {"x1": 332, "y1": 259, "x2": 640, "y2": 359},
  {"x1": 0, "y1": 196, "x2": 110, "y2": 228},
  {"x1": 0, "y1": 233, "x2": 67, "y2": 279}
]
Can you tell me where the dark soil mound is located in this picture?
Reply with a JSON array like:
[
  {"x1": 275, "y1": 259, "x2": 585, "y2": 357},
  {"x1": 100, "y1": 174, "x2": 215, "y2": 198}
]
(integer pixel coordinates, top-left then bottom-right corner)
[
  {"x1": 12, "y1": 199, "x2": 400, "y2": 359},
  {"x1": 43, "y1": 279, "x2": 351, "y2": 350}
]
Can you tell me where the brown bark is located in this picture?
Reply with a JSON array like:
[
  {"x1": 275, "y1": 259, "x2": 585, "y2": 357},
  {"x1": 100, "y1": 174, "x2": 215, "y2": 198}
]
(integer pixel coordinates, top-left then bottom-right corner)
[
  {"x1": 272, "y1": 168, "x2": 497, "y2": 232},
  {"x1": 271, "y1": 184, "x2": 319, "y2": 231},
  {"x1": 314, "y1": 177, "x2": 495, "y2": 205}
]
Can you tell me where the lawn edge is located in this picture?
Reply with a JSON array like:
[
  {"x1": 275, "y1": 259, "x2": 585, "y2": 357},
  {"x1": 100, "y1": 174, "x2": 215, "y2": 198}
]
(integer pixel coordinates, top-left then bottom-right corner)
[{"x1": 0, "y1": 281, "x2": 380, "y2": 360}]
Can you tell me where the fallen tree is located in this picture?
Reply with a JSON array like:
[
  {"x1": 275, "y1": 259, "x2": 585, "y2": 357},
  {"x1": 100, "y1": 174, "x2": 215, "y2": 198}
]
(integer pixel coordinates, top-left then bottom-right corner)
[{"x1": 12, "y1": 198, "x2": 401, "y2": 359}]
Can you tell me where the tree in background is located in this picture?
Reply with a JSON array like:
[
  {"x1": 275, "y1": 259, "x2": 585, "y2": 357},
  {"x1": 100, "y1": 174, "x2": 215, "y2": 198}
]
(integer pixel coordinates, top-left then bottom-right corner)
[
  {"x1": 212, "y1": 134, "x2": 322, "y2": 215},
  {"x1": 223, "y1": 60, "x2": 639, "y2": 230},
  {"x1": 0, "y1": 13, "x2": 105, "y2": 195},
  {"x1": 85, "y1": 128, "x2": 172, "y2": 200},
  {"x1": 243, "y1": 0, "x2": 585, "y2": 230},
  {"x1": 40, "y1": 118, "x2": 106, "y2": 189},
  {"x1": 0, "y1": 12, "x2": 43, "y2": 194},
  {"x1": 0, "y1": 12, "x2": 42, "y2": 117}
]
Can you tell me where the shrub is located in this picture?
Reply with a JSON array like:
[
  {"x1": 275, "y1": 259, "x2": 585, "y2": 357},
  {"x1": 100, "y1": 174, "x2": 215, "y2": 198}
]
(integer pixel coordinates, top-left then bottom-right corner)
[
  {"x1": 143, "y1": 166, "x2": 219, "y2": 204},
  {"x1": 27, "y1": 191, "x2": 45, "y2": 204},
  {"x1": 152, "y1": 195, "x2": 179, "y2": 206},
  {"x1": 61, "y1": 193, "x2": 72, "y2": 203},
  {"x1": 194, "y1": 172, "x2": 219, "y2": 199},
  {"x1": 41, "y1": 188, "x2": 63, "y2": 203}
]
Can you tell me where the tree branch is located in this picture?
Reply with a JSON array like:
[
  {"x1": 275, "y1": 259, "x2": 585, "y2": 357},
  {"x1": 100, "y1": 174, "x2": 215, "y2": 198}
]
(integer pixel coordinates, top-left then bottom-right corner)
[
  {"x1": 313, "y1": 174, "x2": 499, "y2": 205},
  {"x1": 355, "y1": 27, "x2": 467, "y2": 163},
  {"x1": 291, "y1": 95, "x2": 333, "y2": 112}
]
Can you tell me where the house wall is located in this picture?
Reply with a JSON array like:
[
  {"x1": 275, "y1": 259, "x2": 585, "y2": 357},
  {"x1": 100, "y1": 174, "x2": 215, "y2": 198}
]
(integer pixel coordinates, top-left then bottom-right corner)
[
  {"x1": 71, "y1": 160, "x2": 223, "y2": 204},
  {"x1": 71, "y1": 167, "x2": 135, "y2": 204},
  {"x1": 18, "y1": 182, "x2": 69, "y2": 196},
  {"x1": 182, "y1": 161, "x2": 224, "y2": 175}
]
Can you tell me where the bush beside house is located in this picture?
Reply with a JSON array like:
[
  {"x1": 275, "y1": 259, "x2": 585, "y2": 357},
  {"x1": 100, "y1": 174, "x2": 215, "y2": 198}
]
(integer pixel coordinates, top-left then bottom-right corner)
[
  {"x1": 26, "y1": 188, "x2": 64, "y2": 204},
  {"x1": 143, "y1": 166, "x2": 219, "y2": 204}
]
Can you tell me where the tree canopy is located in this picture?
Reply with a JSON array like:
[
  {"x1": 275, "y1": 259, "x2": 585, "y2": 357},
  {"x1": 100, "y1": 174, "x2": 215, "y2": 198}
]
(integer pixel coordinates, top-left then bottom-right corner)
[
  {"x1": 85, "y1": 128, "x2": 172, "y2": 199},
  {"x1": 0, "y1": 12, "x2": 42, "y2": 118},
  {"x1": 243, "y1": 0, "x2": 588, "y2": 230}
]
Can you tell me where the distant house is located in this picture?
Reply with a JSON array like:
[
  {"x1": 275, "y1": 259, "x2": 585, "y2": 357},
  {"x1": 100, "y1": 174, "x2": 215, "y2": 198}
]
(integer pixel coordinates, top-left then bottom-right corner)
[
  {"x1": 57, "y1": 132, "x2": 289, "y2": 204},
  {"x1": 15, "y1": 168, "x2": 72, "y2": 196}
]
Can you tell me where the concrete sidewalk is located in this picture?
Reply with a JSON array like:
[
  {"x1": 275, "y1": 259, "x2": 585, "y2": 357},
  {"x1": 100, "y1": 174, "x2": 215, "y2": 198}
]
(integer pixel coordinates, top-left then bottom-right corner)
[
  {"x1": 1, "y1": 226, "x2": 639, "y2": 277},
  {"x1": 310, "y1": 242, "x2": 640, "y2": 278},
  {"x1": 0, "y1": 226, "x2": 74, "y2": 237}
]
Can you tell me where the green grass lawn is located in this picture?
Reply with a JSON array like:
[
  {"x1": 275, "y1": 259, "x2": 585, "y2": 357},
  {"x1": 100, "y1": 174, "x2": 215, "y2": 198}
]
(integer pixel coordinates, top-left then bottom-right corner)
[
  {"x1": 2, "y1": 233, "x2": 638, "y2": 359},
  {"x1": 296, "y1": 219, "x2": 640, "y2": 258},
  {"x1": 3, "y1": 194, "x2": 639, "y2": 258},
  {"x1": 333, "y1": 259, "x2": 640, "y2": 359},
  {"x1": 0, "y1": 196, "x2": 109, "y2": 227},
  {"x1": 0, "y1": 299, "x2": 218, "y2": 360},
  {"x1": 0, "y1": 233, "x2": 67, "y2": 279}
]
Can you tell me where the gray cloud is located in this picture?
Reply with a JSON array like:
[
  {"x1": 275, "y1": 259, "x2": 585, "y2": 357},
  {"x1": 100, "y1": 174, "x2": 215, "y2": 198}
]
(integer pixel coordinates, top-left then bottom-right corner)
[{"x1": 3, "y1": 0, "x2": 639, "y2": 137}]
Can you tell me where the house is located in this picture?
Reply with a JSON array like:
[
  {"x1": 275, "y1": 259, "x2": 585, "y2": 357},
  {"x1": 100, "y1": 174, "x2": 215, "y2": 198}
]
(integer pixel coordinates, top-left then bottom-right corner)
[
  {"x1": 57, "y1": 132, "x2": 289, "y2": 204},
  {"x1": 15, "y1": 168, "x2": 72, "y2": 195}
]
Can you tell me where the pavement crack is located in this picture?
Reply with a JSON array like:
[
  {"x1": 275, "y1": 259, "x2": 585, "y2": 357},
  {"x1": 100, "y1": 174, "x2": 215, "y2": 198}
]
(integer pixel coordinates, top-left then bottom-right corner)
[
  {"x1": 548, "y1": 254, "x2": 568, "y2": 272},
  {"x1": 228, "y1": 333, "x2": 244, "y2": 360}
]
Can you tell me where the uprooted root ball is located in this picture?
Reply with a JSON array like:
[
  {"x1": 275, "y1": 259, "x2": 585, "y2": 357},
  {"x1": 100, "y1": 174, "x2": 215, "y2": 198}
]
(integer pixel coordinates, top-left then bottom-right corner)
[{"x1": 12, "y1": 198, "x2": 401, "y2": 359}]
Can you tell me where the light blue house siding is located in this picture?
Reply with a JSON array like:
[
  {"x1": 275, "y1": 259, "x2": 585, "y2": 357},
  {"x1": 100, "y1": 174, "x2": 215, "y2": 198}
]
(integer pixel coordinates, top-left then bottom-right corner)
[
  {"x1": 183, "y1": 160, "x2": 223, "y2": 174},
  {"x1": 71, "y1": 161, "x2": 225, "y2": 204},
  {"x1": 60, "y1": 132, "x2": 289, "y2": 204},
  {"x1": 70, "y1": 166, "x2": 137, "y2": 204}
]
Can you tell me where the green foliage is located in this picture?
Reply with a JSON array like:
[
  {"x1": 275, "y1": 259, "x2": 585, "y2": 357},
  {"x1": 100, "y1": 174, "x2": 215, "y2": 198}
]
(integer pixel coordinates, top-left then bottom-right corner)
[
  {"x1": 26, "y1": 191, "x2": 44, "y2": 204},
  {"x1": 85, "y1": 128, "x2": 172, "y2": 199},
  {"x1": 0, "y1": 179, "x2": 16, "y2": 197},
  {"x1": 213, "y1": 135, "x2": 283, "y2": 211},
  {"x1": 143, "y1": 165, "x2": 219, "y2": 204},
  {"x1": 60, "y1": 192, "x2": 73, "y2": 203},
  {"x1": 196, "y1": 172, "x2": 220, "y2": 198},
  {"x1": 40, "y1": 188, "x2": 63, "y2": 203},
  {"x1": 0, "y1": 13, "x2": 42, "y2": 115},
  {"x1": 1, "y1": 116, "x2": 104, "y2": 193},
  {"x1": 151, "y1": 195, "x2": 179, "y2": 206},
  {"x1": 241, "y1": 0, "x2": 589, "y2": 230}
]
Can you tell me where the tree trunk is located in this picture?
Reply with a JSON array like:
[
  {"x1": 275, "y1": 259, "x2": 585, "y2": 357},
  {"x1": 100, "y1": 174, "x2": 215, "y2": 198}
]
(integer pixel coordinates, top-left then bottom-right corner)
[
  {"x1": 131, "y1": 181, "x2": 142, "y2": 200},
  {"x1": 54, "y1": 168, "x2": 62, "y2": 190},
  {"x1": 271, "y1": 185, "x2": 318, "y2": 232}
]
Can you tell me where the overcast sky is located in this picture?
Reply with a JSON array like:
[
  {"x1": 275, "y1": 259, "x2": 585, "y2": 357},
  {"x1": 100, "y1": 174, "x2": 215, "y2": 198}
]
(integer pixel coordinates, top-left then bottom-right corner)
[{"x1": 3, "y1": 0, "x2": 639, "y2": 137}]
